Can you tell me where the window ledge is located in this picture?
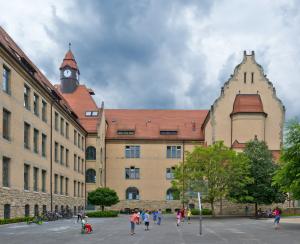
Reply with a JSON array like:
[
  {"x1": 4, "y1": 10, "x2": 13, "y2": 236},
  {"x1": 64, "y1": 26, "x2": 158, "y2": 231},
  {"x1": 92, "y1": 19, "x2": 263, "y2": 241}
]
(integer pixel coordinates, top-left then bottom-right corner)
[{"x1": 1, "y1": 186, "x2": 10, "y2": 190}]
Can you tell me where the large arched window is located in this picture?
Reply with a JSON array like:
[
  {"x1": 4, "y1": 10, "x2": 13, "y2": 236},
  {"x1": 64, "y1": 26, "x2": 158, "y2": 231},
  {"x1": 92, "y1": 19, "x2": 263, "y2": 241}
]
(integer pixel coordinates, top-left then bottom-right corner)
[
  {"x1": 166, "y1": 188, "x2": 179, "y2": 200},
  {"x1": 86, "y1": 169, "x2": 96, "y2": 183},
  {"x1": 25, "y1": 204, "x2": 30, "y2": 217},
  {"x1": 4, "y1": 204, "x2": 10, "y2": 219},
  {"x1": 86, "y1": 146, "x2": 96, "y2": 160},
  {"x1": 34, "y1": 204, "x2": 39, "y2": 216},
  {"x1": 126, "y1": 187, "x2": 139, "y2": 200}
]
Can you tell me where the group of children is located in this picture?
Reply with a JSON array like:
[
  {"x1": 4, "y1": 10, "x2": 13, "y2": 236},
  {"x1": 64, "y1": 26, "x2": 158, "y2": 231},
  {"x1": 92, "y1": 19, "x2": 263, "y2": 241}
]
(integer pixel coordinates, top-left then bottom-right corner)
[
  {"x1": 129, "y1": 209, "x2": 163, "y2": 235},
  {"x1": 176, "y1": 208, "x2": 192, "y2": 226}
]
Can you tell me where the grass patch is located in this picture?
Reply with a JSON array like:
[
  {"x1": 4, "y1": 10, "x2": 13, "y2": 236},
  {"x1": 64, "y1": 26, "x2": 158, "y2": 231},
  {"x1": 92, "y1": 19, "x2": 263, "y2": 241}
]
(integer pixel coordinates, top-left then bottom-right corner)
[{"x1": 0, "y1": 217, "x2": 34, "y2": 225}]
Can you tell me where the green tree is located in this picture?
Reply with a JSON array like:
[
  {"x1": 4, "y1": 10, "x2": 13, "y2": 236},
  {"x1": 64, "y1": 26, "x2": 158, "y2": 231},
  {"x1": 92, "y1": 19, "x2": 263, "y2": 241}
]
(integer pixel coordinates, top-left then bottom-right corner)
[
  {"x1": 172, "y1": 141, "x2": 251, "y2": 216},
  {"x1": 274, "y1": 119, "x2": 300, "y2": 200},
  {"x1": 231, "y1": 139, "x2": 286, "y2": 216},
  {"x1": 88, "y1": 187, "x2": 119, "y2": 211}
]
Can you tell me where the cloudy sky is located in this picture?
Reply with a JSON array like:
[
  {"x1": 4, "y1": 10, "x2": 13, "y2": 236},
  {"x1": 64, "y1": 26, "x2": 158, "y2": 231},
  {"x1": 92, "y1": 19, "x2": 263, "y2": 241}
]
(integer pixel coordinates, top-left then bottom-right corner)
[{"x1": 0, "y1": 0, "x2": 299, "y2": 119}]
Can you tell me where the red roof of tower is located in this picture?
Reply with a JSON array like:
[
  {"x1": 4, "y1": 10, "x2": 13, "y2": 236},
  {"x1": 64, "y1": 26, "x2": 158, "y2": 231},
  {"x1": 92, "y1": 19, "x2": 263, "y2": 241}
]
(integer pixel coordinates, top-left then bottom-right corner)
[
  {"x1": 232, "y1": 94, "x2": 265, "y2": 114},
  {"x1": 60, "y1": 49, "x2": 79, "y2": 71}
]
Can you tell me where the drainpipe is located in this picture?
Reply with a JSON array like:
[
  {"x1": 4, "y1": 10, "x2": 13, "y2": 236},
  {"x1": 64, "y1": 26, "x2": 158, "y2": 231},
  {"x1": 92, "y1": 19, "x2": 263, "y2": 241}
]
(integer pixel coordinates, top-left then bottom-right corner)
[
  {"x1": 50, "y1": 102, "x2": 53, "y2": 212},
  {"x1": 84, "y1": 135, "x2": 87, "y2": 210},
  {"x1": 182, "y1": 140, "x2": 185, "y2": 209}
]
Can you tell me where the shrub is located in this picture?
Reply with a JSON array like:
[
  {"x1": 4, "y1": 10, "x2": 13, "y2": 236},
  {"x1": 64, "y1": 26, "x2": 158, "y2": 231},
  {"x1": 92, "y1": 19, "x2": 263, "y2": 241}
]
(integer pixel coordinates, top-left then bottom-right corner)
[
  {"x1": 191, "y1": 208, "x2": 212, "y2": 216},
  {"x1": 0, "y1": 216, "x2": 34, "y2": 225},
  {"x1": 86, "y1": 210, "x2": 118, "y2": 218}
]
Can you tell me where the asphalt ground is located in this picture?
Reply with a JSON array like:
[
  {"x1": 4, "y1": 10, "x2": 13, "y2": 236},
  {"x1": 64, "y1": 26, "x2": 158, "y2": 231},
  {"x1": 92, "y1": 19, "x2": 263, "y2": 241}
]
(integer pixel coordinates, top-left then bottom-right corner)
[{"x1": 0, "y1": 215, "x2": 300, "y2": 244}]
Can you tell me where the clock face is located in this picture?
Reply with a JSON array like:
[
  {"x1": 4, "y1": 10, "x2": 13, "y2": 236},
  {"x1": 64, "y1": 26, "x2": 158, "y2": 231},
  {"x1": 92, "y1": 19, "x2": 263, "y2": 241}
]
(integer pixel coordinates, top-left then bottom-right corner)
[{"x1": 63, "y1": 69, "x2": 72, "y2": 78}]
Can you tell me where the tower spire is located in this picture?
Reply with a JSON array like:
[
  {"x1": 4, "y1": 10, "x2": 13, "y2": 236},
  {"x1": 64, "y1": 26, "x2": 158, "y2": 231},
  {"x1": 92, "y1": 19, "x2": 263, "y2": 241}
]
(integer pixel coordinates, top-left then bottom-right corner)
[{"x1": 68, "y1": 42, "x2": 71, "y2": 51}]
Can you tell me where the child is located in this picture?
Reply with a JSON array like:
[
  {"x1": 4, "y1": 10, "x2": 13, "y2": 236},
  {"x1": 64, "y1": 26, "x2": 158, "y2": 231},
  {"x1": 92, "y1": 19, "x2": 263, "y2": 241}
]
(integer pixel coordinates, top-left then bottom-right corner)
[
  {"x1": 144, "y1": 210, "x2": 150, "y2": 231},
  {"x1": 157, "y1": 209, "x2": 162, "y2": 225},
  {"x1": 273, "y1": 207, "x2": 281, "y2": 229},
  {"x1": 130, "y1": 210, "x2": 139, "y2": 235},
  {"x1": 81, "y1": 216, "x2": 92, "y2": 234},
  {"x1": 152, "y1": 210, "x2": 157, "y2": 223},
  {"x1": 187, "y1": 209, "x2": 191, "y2": 224}
]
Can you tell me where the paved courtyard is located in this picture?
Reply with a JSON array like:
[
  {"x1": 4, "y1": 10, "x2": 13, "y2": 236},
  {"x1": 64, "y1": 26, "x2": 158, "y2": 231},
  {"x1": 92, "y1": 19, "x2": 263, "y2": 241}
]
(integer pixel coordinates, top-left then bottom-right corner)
[{"x1": 0, "y1": 215, "x2": 300, "y2": 244}]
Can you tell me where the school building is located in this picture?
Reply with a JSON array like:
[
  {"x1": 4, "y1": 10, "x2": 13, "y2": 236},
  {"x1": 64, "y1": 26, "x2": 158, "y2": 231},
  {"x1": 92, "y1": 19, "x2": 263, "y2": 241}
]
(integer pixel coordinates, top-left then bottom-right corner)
[{"x1": 0, "y1": 26, "x2": 285, "y2": 218}]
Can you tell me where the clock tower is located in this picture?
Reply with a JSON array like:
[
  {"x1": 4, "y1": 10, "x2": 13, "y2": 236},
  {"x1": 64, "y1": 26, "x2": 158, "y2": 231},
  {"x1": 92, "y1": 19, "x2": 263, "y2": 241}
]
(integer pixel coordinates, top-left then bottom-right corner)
[{"x1": 60, "y1": 44, "x2": 80, "y2": 93}]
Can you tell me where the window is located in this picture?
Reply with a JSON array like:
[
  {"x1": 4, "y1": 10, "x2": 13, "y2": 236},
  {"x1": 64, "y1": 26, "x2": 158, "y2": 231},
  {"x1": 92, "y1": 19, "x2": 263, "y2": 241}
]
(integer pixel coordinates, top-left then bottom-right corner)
[
  {"x1": 60, "y1": 176, "x2": 64, "y2": 195},
  {"x1": 54, "y1": 112, "x2": 59, "y2": 131},
  {"x1": 65, "y1": 122, "x2": 69, "y2": 139},
  {"x1": 81, "y1": 159, "x2": 84, "y2": 174},
  {"x1": 126, "y1": 187, "x2": 139, "y2": 200},
  {"x1": 74, "y1": 180, "x2": 76, "y2": 197},
  {"x1": 34, "y1": 204, "x2": 39, "y2": 217},
  {"x1": 2, "y1": 66, "x2": 10, "y2": 94},
  {"x1": 41, "y1": 170, "x2": 46, "y2": 193},
  {"x1": 2, "y1": 157, "x2": 10, "y2": 187},
  {"x1": 86, "y1": 169, "x2": 96, "y2": 183},
  {"x1": 60, "y1": 145, "x2": 64, "y2": 164},
  {"x1": 160, "y1": 130, "x2": 178, "y2": 135},
  {"x1": 24, "y1": 122, "x2": 30, "y2": 149},
  {"x1": 33, "y1": 129, "x2": 39, "y2": 153},
  {"x1": 74, "y1": 154, "x2": 77, "y2": 171},
  {"x1": 66, "y1": 149, "x2": 69, "y2": 167},
  {"x1": 42, "y1": 100, "x2": 47, "y2": 122},
  {"x1": 125, "y1": 146, "x2": 140, "y2": 158},
  {"x1": 78, "y1": 156, "x2": 80, "y2": 172},
  {"x1": 25, "y1": 204, "x2": 30, "y2": 217},
  {"x1": 81, "y1": 183, "x2": 84, "y2": 197},
  {"x1": 3, "y1": 109, "x2": 11, "y2": 140},
  {"x1": 42, "y1": 205, "x2": 47, "y2": 214},
  {"x1": 166, "y1": 188, "x2": 179, "y2": 200},
  {"x1": 78, "y1": 134, "x2": 80, "y2": 148},
  {"x1": 74, "y1": 130, "x2": 77, "y2": 145},
  {"x1": 77, "y1": 182, "x2": 80, "y2": 197},
  {"x1": 33, "y1": 93, "x2": 39, "y2": 116},
  {"x1": 54, "y1": 174, "x2": 58, "y2": 194},
  {"x1": 33, "y1": 167, "x2": 38, "y2": 191},
  {"x1": 42, "y1": 134, "x2": 47, "y2": 157},
  {"x1": 65, "y1": 177, "x2": 69, "y2": 196},
  {"x1": 85, "y1": 111, "x2": 98, "y2": 117},
  {"x1": 86, "y1": 146, "x2": 96, "y2": 160},
  {"x1": 251, "y1": 72, "x2": 254, "y2": 83},
  {"x1": 4, "y1": 204, "x2": 10, "y2": 219},
  {"x1": 167, "y1": 146, "x2": 181, "y2": 158},
  {"x1": 125, "y1": 167, "x2": 140, "y2": 179},
  {"x1": 244, "y1": 72, "x2": 247, "y2": 83},
  {"x1": 24, "y1": 85, "x2": 30, "y2": 110},
  {"x1": 54, "y1": 142, "x2": 58, "y2": 162},
  {"x1": 60, "y1": 118, "x2": 64, "y2": 136},
  {"x1": 24, "y1": 164, "x2": 30, "y2": 190},
  {"x1": 81, "y1": 136, "x2": 84, "y2": 150},
  {"x1": 166, "y1": 167, "x2": 175, "y2": 179},
  {"x1": 117, "y1": 130, "x2": 135, "y2": 135}
]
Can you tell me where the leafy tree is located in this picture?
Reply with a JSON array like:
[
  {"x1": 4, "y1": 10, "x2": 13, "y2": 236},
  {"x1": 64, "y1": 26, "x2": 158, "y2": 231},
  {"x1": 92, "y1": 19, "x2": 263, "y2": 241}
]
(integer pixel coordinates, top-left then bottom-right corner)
[
  {"x1": 172, "y1": 141, "x2": 251, "y2": 216},
  {"x1": 230, "y1": 139, "x2": 286, "y2": 216},
  {"x1": 274, "y1": 119, "x2": 300, "y2": 200},
  {"x1": 88, "y1": 187, "x2": 119, "y2": 211}
]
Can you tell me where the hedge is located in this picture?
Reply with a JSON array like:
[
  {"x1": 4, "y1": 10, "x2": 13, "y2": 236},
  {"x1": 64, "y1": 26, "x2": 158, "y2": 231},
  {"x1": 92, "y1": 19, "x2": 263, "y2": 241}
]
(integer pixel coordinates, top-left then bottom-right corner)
[
  {"x1": 191, "y1": 208, "x2": 212, "y2": 216},
  {"x1": 0, "y1": 217, "x2": 34, "y2": 225},
  {"x1": 86, "y1": 210, "x2": 119, "y2": 218}
]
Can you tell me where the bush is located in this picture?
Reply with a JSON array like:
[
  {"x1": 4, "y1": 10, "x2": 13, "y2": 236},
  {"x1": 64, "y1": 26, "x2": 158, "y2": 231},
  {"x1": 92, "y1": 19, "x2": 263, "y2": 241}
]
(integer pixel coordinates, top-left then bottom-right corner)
[
  {"x1": 86, "y1": 210, "x2": 118, "y2": 218},
  {"x1": 0, "y1": 217, "x2": 34, "y2": 225},
  {"x1": 191, "y1": 208, "x2": 212, "y2": 216}
]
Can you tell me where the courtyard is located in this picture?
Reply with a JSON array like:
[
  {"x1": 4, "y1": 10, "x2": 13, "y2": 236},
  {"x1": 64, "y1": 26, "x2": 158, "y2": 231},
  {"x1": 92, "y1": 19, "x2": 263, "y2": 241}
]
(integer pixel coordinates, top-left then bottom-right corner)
[{"x1": 0, "y1": 215, "x2": 300, "y2": 244}]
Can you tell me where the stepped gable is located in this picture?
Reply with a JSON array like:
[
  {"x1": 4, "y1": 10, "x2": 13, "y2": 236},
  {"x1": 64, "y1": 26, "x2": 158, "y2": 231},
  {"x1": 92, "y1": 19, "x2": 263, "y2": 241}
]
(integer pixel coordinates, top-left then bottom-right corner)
[{"x1": 105, "y1": 109, "x2": 209, "y2": 140}]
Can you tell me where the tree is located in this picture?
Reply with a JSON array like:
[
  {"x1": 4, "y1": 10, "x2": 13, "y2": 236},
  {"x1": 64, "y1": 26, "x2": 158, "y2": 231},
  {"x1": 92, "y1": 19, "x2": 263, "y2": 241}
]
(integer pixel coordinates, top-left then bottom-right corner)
[
  {"x1": 230, "y1": 139, "x2": 286, "y2": 216},
  {"x1": 88, "y1": 187, "x2": 119, "y2": 211},
  {"x1": 274, "y1": 119, "x2": 300, "y2": 200},
  {"x1": 172, "y1": 141, "x2": 251, "y2": 216}
]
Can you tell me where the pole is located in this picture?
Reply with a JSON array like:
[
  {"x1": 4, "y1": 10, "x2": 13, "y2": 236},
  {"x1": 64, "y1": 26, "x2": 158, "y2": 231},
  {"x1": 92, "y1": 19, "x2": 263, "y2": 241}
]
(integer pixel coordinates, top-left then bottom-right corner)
[{"x1": 198, "y1": 192, "x2": 202, "y2": 235}]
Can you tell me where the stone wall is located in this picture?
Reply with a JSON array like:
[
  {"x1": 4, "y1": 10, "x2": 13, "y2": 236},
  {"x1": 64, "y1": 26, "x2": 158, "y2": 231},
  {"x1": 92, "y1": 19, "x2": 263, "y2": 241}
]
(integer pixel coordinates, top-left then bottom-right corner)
[{"x1": 0, "y1": 188, "x2": 85, "y2": 218}]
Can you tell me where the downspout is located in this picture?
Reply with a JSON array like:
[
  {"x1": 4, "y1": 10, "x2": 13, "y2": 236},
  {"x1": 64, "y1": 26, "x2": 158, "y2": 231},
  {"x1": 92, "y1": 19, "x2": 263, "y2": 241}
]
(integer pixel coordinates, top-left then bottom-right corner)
[
  {"x1": 50, "y1": 102, "x2": 53, "y2": 212},
  {"x1": 182, "y1": 140, "x2": 185, "y2": 208},
  {"x1": 84, "y1": 135, "x2": 87, "y2": 210}
]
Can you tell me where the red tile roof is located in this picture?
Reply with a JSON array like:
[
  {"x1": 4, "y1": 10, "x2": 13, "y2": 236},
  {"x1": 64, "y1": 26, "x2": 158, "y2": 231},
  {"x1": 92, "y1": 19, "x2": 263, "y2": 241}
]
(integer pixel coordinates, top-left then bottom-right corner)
[
  {"x1": 232, "y1": 94, "x2": 265, "y2": 115},
  {"x1": 105, "y1": 109, "x2": 209, "y2": 140},
  {"x1": 231, "y1": 140, "x2": 246, "y2": 149},
  {"x1": 56, "y1": 84, "x2": 99, "y2": 132},
  {"x1": 60, "y1": 50, "x2": 79, "y2": 71}
]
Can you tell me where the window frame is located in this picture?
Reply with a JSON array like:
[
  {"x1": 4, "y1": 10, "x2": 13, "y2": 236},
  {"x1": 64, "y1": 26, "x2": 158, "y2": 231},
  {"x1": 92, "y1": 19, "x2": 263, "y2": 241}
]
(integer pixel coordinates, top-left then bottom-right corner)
[
  {"x1": 3, "y1": 108, "x2": 11, "y2": 141},
  {"x1": 125, "y1": 145, "x2": 140, "y2": 158},
  {"x1": 2, "y1": 65, "x2": 11, "y2": 94},
  {"x1": 2, "y1": 156, "x2": 10, "y2": 187}
]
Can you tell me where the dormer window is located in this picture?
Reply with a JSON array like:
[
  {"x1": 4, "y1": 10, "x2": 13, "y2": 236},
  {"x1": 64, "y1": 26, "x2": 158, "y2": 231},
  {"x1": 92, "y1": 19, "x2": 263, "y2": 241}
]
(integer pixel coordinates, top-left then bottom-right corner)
[
  {"x1": 117, "y1": 130, "x2": 135, "y2": 135},
  {"x1": 85, "y1": 111, "x2": 98, "y2": 117},
  {"x1": 160, "y1": 130, "x2": 178, "y2": 135}
]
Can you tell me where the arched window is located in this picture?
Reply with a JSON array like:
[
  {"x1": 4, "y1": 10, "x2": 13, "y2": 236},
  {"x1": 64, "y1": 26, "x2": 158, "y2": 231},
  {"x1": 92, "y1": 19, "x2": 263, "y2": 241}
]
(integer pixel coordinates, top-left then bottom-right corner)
[
  {"x1": 25, "y1": 204, "x2": 30, "y2": 217},
  {"x1": 126, "y1": 187, "x2": 139, "y2": 200},
  {"x1": 34, "y1": 204, "x2": 39, "y2": 216},
  {"x1": 86, "y1": 169, "x2": 96, "y2": 183},
  {"x1": 4, "y1": 204, "x2": 10, "y2": 219},
  {"x1": 166, "y1": 188, "x2": 179, "y2": 200},
  {"x1": 86, "y1": 146, "x2": 96, "y2": 160}
]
